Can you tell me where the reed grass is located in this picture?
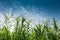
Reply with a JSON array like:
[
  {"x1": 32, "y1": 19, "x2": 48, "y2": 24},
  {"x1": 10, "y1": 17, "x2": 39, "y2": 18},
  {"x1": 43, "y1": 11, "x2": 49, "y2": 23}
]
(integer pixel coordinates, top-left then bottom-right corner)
[{"x1": 0, "y1": 15, "x2": 60, "y2": 40}]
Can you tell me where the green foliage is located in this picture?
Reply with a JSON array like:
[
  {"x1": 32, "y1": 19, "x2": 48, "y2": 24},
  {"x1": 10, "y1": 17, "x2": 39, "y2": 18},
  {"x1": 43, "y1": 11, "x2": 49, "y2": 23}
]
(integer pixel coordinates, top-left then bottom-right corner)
[
  {"x1": 0, "y1": 15, "x2": 60, "y2": 40},
  {"x1": 53, "y1": 18, "x2": 58, "y2": 31}
]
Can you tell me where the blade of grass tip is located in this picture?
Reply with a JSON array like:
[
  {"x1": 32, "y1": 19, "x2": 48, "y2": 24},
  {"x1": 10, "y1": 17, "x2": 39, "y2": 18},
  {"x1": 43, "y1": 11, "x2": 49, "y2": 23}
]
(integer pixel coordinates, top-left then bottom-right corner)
[
  {"x1": 26, "y1": 19, "x2": 31, "y2": 27},
  {"x1": 45, "y1": 21, "x2": 49, "y2": 32},
  {"x1": 35, "y1": 24, "x2": 41, "y2": 33},
  {"x1": 21, "y1": 16, "x2": 25, "y2": 27},
  {"x1": 15, "y1": 17, "x2": 20, "y2": 27},
  {"x1": 53, "y1": 18, "x2": 58, "y2": 32},
  {"x1": 14, "y1": 16, "x2": 20, "y2": 35}
]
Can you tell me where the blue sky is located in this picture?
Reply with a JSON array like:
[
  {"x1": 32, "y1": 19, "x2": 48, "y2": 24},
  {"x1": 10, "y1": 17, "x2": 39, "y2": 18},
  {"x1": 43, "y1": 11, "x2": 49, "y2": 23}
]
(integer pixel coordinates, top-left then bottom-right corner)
[{"x1": 0, "y1": 0, "x2": 60, "y2": 25}]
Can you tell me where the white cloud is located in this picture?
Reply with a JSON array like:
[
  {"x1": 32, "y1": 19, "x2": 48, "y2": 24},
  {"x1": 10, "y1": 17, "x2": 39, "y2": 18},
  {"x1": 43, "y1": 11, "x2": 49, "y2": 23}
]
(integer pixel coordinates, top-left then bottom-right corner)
[{"x1": 14, "y1": 6, "x2": 46, "y2": 23}]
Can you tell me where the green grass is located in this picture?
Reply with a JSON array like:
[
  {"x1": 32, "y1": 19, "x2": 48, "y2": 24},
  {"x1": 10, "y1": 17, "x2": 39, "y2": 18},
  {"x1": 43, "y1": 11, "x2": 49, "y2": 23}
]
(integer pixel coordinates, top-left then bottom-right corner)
[{"x1": 0, "y1": 15, "x2": 60, "y2": 40}]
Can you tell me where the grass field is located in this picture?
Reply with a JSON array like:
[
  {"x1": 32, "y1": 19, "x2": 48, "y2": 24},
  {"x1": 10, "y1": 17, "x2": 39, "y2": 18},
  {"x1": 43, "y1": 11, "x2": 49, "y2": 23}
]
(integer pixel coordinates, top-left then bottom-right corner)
[{"x1": 0, "y1": 14, "x2": 60, "y2": 40}]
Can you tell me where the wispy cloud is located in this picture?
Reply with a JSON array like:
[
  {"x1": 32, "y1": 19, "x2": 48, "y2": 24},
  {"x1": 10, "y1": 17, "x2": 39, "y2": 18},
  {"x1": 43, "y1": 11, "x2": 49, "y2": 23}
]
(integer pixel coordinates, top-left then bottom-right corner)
[{"x1": 0, "y1": 6, "x2": 47, "y2": 31}]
